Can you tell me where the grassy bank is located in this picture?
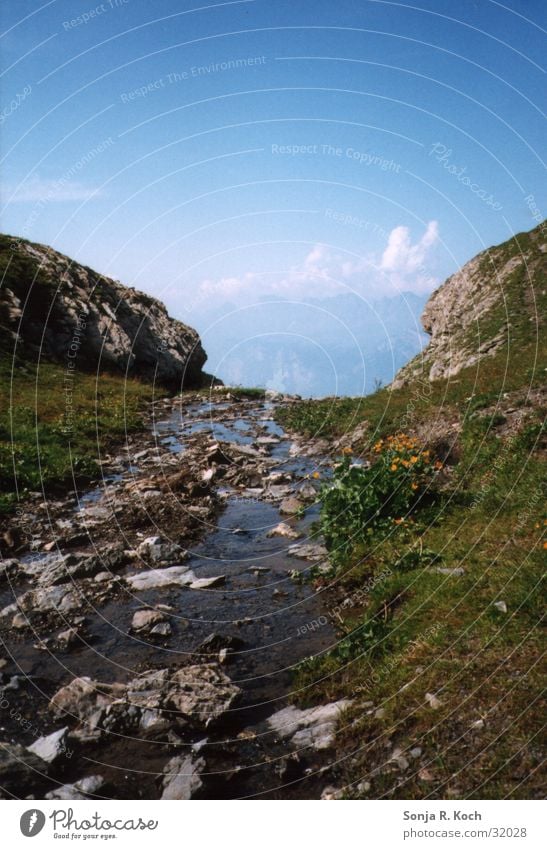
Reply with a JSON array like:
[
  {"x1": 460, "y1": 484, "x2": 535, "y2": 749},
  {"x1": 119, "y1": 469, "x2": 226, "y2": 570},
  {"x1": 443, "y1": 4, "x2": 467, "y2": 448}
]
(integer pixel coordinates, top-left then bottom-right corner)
[
  {"x1": 278, "y1": 342, "x2": 546, "y2": 798},
  {"x1": 0, "y1": 353, "x2": 156, "y2": 514}
]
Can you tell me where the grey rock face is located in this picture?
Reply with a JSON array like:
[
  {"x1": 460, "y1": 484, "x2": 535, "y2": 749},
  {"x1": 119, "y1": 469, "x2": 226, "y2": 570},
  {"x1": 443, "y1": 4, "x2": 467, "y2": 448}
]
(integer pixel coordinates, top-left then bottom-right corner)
[
  {"x1": 392, "y1": 223, "x2": 546, "y2": 387},
  {"x1": 0, "y1": 235, "x2": 209, "y2": 388}
]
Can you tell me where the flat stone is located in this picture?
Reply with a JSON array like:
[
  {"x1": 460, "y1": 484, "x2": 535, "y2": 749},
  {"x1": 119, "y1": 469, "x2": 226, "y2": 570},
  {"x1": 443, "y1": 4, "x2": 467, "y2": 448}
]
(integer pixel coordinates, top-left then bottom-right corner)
[
  {"x1": 126, "y1": 566, "x2": 196, "y2": 591},
  {"x1": 161, "y1": 755, "x2": 205, "y2": 799},
  {"x1": 45, "y1": 775, "x2": 104, "y2": 800},
  {"x1": 267, "y1": 700, "x2": 352, "y2": 751},
  {"x1": 287, "y1": 543, "x2": 328, "y2": 562},
  {"x1": 150, "y1": 622, "x2": 172, "y2": 637},
  {"x1": 27, "y1": 727, "x2": 69, "y2": 764},
  {"x1": 434, "y1": 567, "x2": 465, "y2": 577},
  {"x1": 189, "y1": 575, "x2": 226, "y2": 590}
]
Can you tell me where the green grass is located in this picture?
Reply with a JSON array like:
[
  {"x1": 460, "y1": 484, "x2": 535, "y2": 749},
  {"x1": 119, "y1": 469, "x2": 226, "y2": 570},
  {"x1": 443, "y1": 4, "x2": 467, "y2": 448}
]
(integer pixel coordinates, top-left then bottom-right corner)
[
  {"x1": 0, "y1": 353, "x2": 156, "y2": 512},
  {"x1": 291, "y1": 409, "x2": 545, "y2": 797}
]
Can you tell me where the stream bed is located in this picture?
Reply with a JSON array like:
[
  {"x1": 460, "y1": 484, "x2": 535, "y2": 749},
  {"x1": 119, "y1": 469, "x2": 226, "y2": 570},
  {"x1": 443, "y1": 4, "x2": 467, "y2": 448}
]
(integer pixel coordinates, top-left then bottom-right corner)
[{"x1": 0, "y1": 394, "x2": 347, "y2": 800}]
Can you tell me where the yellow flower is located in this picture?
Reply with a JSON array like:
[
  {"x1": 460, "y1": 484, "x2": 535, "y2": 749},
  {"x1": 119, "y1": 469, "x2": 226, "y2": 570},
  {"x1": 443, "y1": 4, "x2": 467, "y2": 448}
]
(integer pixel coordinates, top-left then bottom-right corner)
[
  {"x1": 543, "y1": 541, "x2": 547, "y2": 550},
  {"x1": 390, "y1": 463, "x2": 398, "y2": 472},
  {"x1": 411, "y1": 482, "x2": 418, "y2": 490},
  {"x1": 342, "y1": 446, "x2": 353, "y2": 455},
  {"x1": 312, "y1": 471, "x2": 320, "y2": 479},
  {"x1": 410, "y1": 455, "x2": 418, "y2": 464}
]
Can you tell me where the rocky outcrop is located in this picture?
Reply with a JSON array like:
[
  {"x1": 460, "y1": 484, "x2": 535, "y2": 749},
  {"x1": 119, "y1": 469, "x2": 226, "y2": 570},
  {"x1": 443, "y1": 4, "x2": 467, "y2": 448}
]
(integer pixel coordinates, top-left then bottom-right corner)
[
  {"x1": 392, "y1": 222, "x2": 546, "y2": 387},
  {"x1": 0, "y1": 234, "x2": 211, "y2": 388}
]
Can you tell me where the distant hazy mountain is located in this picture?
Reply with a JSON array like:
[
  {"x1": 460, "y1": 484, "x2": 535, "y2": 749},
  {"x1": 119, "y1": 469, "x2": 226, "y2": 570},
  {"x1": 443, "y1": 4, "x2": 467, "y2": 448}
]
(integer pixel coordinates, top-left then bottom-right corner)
[{"x1": 197, "y1": 292, "x2": 428, "y2": 397}]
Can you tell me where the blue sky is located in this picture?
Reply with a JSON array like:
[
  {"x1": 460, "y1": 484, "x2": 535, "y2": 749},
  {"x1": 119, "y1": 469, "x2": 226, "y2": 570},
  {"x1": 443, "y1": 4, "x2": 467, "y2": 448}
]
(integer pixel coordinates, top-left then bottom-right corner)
[{"x1": 1, "y1": 0, "x2": 545, "y2": 391}]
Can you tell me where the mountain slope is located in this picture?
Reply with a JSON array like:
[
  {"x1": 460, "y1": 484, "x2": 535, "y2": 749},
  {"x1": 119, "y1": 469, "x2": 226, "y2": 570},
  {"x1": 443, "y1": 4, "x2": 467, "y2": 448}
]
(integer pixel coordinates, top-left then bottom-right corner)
[
  {"x1": 393, "y1": 222, "x2": 546, "y2": 387},
  {"x1": 0, "y1": 234, "x2": 209, "y2": 388},
  {"x1": 276, "y1": 221, "x2": 546, "y2": 799}
]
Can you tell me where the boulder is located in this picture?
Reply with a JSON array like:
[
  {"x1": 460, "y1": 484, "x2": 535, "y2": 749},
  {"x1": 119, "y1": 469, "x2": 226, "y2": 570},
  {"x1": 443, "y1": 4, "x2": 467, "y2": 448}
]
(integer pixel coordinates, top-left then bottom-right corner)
[
  {"x1": 131, "y1": 609, "x2": 168, "y2": 633},
  {"x1": 49, "y1": 664, "x2": 240, "y2": 737},
  {"x1": 137, "y1": 536, "x2": 185, "y2": 564}
]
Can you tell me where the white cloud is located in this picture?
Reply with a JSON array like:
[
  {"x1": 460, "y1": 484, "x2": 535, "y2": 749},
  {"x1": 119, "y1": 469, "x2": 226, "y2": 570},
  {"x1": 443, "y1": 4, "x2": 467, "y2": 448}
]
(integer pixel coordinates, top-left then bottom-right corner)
[
  {"x1": 194, "y1": 221, "x2": 439, "y2": 307},
  {"x1": 381, "y1": 220, "x2": 439, "y2": 274},
  {"x1": 3, "y1": 176, "x2": 103, "y2": 203}
]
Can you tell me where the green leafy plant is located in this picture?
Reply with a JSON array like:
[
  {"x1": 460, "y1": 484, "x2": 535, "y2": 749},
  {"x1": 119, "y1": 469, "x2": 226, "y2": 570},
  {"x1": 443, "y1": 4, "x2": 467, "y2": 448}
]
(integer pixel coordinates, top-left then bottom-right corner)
[{"x1": 320, "y1": 434, "x2": 440, "y2": 569}]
